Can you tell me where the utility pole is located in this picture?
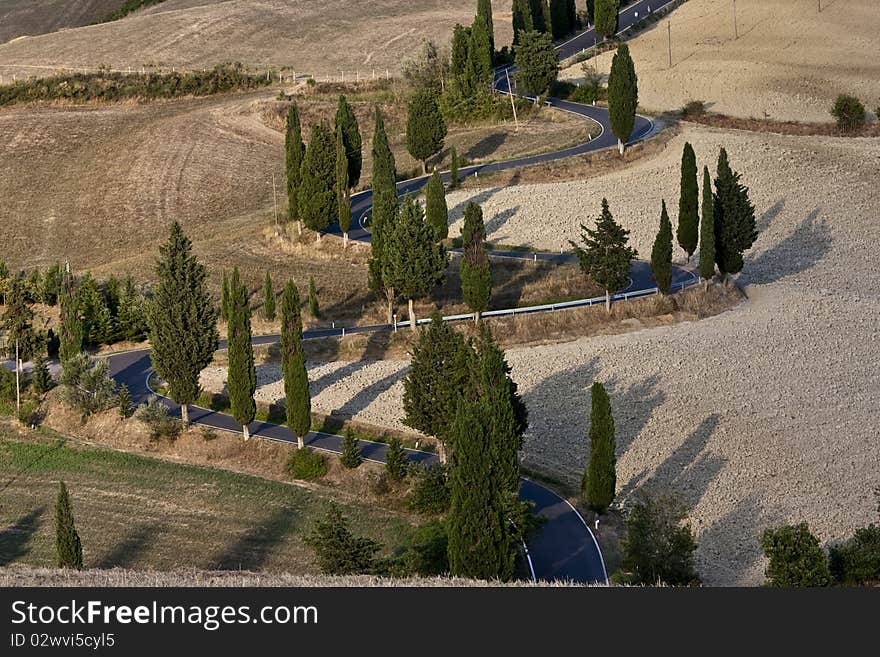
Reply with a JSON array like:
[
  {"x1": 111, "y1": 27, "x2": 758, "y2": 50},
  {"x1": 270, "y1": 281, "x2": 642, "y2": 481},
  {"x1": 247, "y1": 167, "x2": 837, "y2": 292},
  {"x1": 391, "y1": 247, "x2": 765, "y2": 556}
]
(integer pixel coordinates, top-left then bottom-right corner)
[
  {"x1": 15, "y1": 340, "x2": 20, "y2": 417},
  {"x1": 667, "y1": 21, "x2": 672, "y2": 68},
  {"x1": 505, "y1": 68, "x2": 519, "y2": 131},
  {"x1": 733, "y1": 0, "x2": 738, "y2": 39}
]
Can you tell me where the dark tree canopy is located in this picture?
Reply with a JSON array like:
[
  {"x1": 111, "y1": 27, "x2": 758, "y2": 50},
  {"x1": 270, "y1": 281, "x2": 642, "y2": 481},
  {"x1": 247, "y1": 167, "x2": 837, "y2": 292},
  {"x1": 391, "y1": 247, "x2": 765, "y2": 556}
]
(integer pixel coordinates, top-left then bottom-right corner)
[
  {"x1": 677, "y1": 142, "x2": 699, "y2": 260},
  {"x1": 262, "y1": 271, "x2": 275, "y2": 321},
  {"x1": 515, "y1": 30, "x2": 559, "y2": 97},
  {"x1": 529, "y1": 0, "x2": 551, "y2": 33},
  {"x1": 285, "y1": 101, "x2": 304, "y2": 222},
  {"x1": 468, "y1": 15, "x2": 494, "y2": 91},
  {"x1": 460, "y1": 202, "x2": 491, "y2": 319},
  {"x1": 713, "y1": 147, "x2": 757, "y2": 276},
  {"x1": 335, "y1": 122, "x2": 352, "y2": 239},
  {"x1": 368, "y1": 108, "x2": 398, "y2": 305},
  {"x1": 406, "y1": 89, "x2": 447, "y2": 173},
  {"x1": 55, "y1": 481, "x2": 83, "y2": 569},
  {"x1": 425, "y1": 171, "x2": 448, "y2": 240},
  {"x1": 761, "y1": 522, "x2": 830, "y2": 587},
  {"x1": 594, "y1": 0, "x2": 619, "y2": 39},
  {"x1": 476, "y1": 0, "x2": 495, "y2": 58},
  {"x1": 305, "y1": 505, "x2": 380, "y2": 575},
  {"x1": 280, "y1": 280, "x2": 311, "y2": 448},
  {"x1": 511, "y1": 0, "x2": 533, "y2": 46},
  {"x1": 334, "y1": 95, "x2": 362, "y2": 188},
  {"x1": 699, "y1": 166, "x2": 716, "y2": 282},
  {"x1": 582, "y1": 381, "x2": 616, "y2": 513},
  {"x1": 298, "y1": 122, "x2": 337, "y2": 234},
  {"x1": 608, "y1": 43, "x2": 638, "y2": 153},
  {"x1": 227, "y1": 268, "x2": 256, "y2": 437},
  {"x1": 651, "y1": 199, "x2": 674, "y2": 294}
]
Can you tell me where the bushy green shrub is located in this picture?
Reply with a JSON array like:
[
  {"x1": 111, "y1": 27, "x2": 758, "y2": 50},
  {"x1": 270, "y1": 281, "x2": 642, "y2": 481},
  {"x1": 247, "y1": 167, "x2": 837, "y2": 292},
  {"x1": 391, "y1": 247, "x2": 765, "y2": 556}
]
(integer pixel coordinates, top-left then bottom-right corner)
[
  {"x1": 829, "y1": 525, "x2": 880, "y2": 586},
  {"x1": 59, "y1": 354, "x2": 117, "y2": 418},
  {"x1": 761, "y1": 522, "x2": 830, "y2": 587},
  {"x1": 682, "y1": 99, "x2": 706, "y2": 117},
  {"x1": 339, "y1": 430, "x2": 363, "y2": 469},
  {"x1": 286, "y1": 447, "x2": 327, "y2": 481},
  {"x1": 396, "y1": 519, "x2": 449, "y2": 576},
  {"x1": 305, "y1": 505, "x2": 380, "y2": 575},
  {"x1": 135, "y1": 396, "x2": 183, "y2": 440},
  {"x1": 384, "y1": 438, "x2": 409, "y2": 482},
  {"x1": 831, "y1": 94, "x2": 866, "y2": 132},
  {"x1": 408, "y1": 464, "x2": 450, "y2": 515}
]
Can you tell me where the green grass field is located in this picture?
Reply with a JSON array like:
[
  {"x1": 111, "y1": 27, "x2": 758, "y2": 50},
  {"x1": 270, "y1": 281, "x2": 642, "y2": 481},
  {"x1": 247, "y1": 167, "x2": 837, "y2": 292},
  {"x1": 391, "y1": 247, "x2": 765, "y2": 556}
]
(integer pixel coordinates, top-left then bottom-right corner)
[{"x1": 0, "y1": 431, "x2": 413, "y2": 572}]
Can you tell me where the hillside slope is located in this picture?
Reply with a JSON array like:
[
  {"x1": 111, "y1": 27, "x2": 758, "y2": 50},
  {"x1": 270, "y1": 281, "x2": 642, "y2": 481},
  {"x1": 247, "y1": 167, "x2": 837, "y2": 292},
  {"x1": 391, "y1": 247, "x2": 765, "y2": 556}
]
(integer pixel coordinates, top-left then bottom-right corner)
[
  {"x1": 0, "y1": 0, "x2": 514, "y2": 80},
  {"x1": 0, "y1": 1, "x2": 130, "y2": 45}
]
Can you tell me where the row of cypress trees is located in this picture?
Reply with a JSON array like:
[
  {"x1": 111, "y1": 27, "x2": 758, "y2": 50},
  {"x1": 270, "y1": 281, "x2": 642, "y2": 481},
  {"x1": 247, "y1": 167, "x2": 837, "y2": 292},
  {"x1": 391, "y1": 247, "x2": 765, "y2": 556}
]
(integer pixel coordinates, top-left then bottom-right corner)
[{"x1": 512, "y1": 0, "x2": 579, "y2": 46}]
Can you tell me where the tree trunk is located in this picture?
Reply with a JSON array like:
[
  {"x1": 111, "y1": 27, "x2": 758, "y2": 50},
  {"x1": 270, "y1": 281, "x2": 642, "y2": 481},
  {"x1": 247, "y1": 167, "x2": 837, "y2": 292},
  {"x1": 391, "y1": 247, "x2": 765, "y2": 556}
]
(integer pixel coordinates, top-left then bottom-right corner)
[
  {"x1": 181, "y1": 403, "x2": 189, "y2": 426},
  {"x1": 422, "y1": 160, "x2": 427, "y2": 175},
  {"x1": 343, "y1": 232, "x2": 348, "y2": 249},
  {"x1": 474, "y1": 310, "x2": 481, "y2": 325},
  {"x1": 297, "y1": 435, "x2": 304, "y2": 449},
  {"x1": 618, "y1": 138, "x2": 625, "y2": 156},
  {"x1": 243, "y1": 424, "x2": 250, "y2": 441},
  {"x1": 385, "y1": 289, "x2": 394, "y2": 325},
  {"x1": 297, "y1": 220, "x2": 303, "y2": 236},
  {"x1": 316, "y1": 232, "x2": 322, "y2": 244},
  {"x1": 408, "y1": 298, "x2": 417, "y2": 332},
  {"x1": 605, "y1": 289, "x2": 611, "y2": 313},
  {"x1": 438, "y1": 442, "x2": 447, "y2": 465}
]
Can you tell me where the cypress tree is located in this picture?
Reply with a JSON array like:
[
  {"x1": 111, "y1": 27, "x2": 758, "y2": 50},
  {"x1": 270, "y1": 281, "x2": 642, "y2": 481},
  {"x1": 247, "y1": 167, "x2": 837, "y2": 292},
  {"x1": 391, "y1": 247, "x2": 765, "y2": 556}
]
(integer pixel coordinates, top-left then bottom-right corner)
[
  {"x1": 566, "y1": 0, "x2": 577, "y2": 31},
  {"x1": 425, "y1": 171, "x2": 448, "y2": 240},
  {"x1": 339, "y1": 430, "x2": 362, "y2": 468},
  {"x1": 285, "y1": 100, "x2": 305, "y2": 229},
  {"x1": 608, "y1": 42, "x2": 638, "y2": 155},
  {"x1": 33, "y1": 357, "x2": 52, "y2": 394},
  {"x1": 334, "y1": 95, "x2": 362, "y2": 189},
  {"x1": 147, "y1": 222, "x2": 218, "y2": 425},
  {"x1": 385, "y1": 437, "x2": 409, "y2": 481},
  {"x1": 677, "y1": 142, "x2": 699, "y2": 261},
  {"x1": 713, "y1": 148, "x2": 758, "y2": 278},
  {"x1": 450, "y1": 24, "x2": 473, "y2": 95},
  {"x1": 515, "y1": 30, "x2": 559, "y2": 98},
  {"x1": 570, "y1": 198, "x2": 637, "y2": 312},
  {"x1": 550, "y1": 0, "x2": 570, "y2": 38},
  {"x1": 460, "y1": 202, "x2": 491, "y2": 322},
  {"x1": 368, "y1": 108, "x2": 398, "y2": 324},
  {"x1": 55, "y1": 481, "x2": 83, "y2": 569},
  {"x1": 468, "y1": 16, "x2": 493, "y2": 92},
  {"x1": 529, "y1": 0, "x2": 550, "y2": 33},
  {"x1": 476, "y1": 0, "x2": 495, "y2": 59},
  {"x1": 582, "y1": 381, "x2": 616, "y2": 513},
  {"x1": 118, "y1": 383, "x2": 133, "y2": 419},
  {"x1": 116, "y1": 275, "x2": 147, "y2": 342},
  {"x1": 1, "y1": 278, "x2": 36, "y2": 359},
  {"x1": 406, "y1": 89, "x2": 447, "y2": 175},
  {"x1": 651, "y1": 199, "x2": 674, "y2": 294},
  {"x1": 227, "y1": 268, "x2": 256, "y2": 440},
  {"x1": 220, "y1": 269, "x2": 230, "y2": 322},
  {"x1": 309, "y1": 275, "x2": 320, "y2": 319},
  {"x1": 381, "y1": 195, "x2": 448, "y2": 332},
  {"x1": 299, "y1": 122, "x2": 337, "y2": 240},
  {"x1": 447, "y1": 391, "x2": 514, "y2": 581},
  {"x1": 595, "y1": 0, "x2": 619, "y2": 39},
  {"x1": 403, "y1": 313, "x2": 472, "y2": 462},
  {"x1": 699, "y1": 166, "x2": 716, "y2": 285},
  {"x1": 58, "y1": 273, "x2": 83, "y2": 372},
  {"x1": 280, "y1": 281, "x2": 311, "y2": 448},
  {"x1": 762, "y1": 523, "x2": 831, "y2": 587},
  {"x1": 262, "y1": 271, "x2": 276, "y2": 321},
  {"x1": 77, "y1": 276, "x2": 114, "y2": 346},
  {"x1": 512, "y1": 0, "x2": 534, "y2": 47},
  {"x1": 335, "y1": 122, "x2": 352, "y2": 247},
  {"x1": 450, "y1": 146, "x2": 460, "y2": 188},
  {"x1": 586, "y1": 0, "x2": 595, "y2": 24}
]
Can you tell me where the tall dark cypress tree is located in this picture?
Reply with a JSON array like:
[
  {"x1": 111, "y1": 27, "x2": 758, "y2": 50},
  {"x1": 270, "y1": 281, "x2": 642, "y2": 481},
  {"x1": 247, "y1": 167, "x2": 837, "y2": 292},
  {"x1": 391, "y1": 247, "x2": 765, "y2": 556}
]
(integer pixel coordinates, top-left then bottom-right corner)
[
  {"x1": 677, "y1": 142, "x2": 699, "y2": 261},
  {"x1": 608, "y1": 42, "x2": 638, "y2": 155},
  {"x1": 570, "y1": 198, "x2": 637, "y2": 312},
  {"x1": 334, "y1": 95, "x2": 362, "y2": 189},
  {"x1": 512, "y1": 0, "x2": 534, "y2": 46},
  {"x1": 460, "y1": 201, "x2": 491, "y2": 322},
  {"x1": 285, "y1": 101, "x2": 305, "y2": 230},
  {"x1": 476, "y1": 0, "x2": 495, "y2": 59},
  {"x1": 280, "y1": 280, "x2": 311, "y2": 448},
  {"x1": 262, "y1": 271, "x2": 276, "y2": 321},
  {"x1": 550, "y1": 0, "x2": 570, "y2": 38},
  {"x1": 55, "y1": 481, "x2": 83, "y2": 569},
  {"x1": 406, "y1": 89, "x2": 447, "y2": 175},
  {"x1": 529, "y1": 0, "x2": 550, "y2": 33},
  {"x1": 368, "y1": 108, "x2": 398, "y2": 324},
  {"x1": 582, "y1": 381, "x2": 616, "y2": 513},
  {"x1": 699, "y1": 166, "x2": 716, "y2": 285},
  {"x1": 58, "y1": 272, "x2": 83, "y2": 370},
  {"x1": 381, "y1": 195, "x2": 448, "y2": 332},
  {"x1": 425, "y1": 171, "x2": 448, "y2": 240},
  {"x1": 298, "y1": 122, "x2": 337, "y2": 240},
  {"x1": 468, "y1": 16, "x2": 493, "y2": 92},
  {"x1": 595, "y1": 0, "x2": 619, "y2": 39},
  {"x1": 566, "y1": 0, "x2": 577, "y2": 31},
  {"x1": 713, "y1": 147, "x2": 758, "y2": 278},
  {"x1": 335, "y1": 122, "x2": 352, "y2": 247},
  {"x1": 403, "y1": 313, "x2": 472, "y2": 462},
  {"x1": 651, "y1": 200, "x2": 674, "y2": 294},
  {"x1": 227, "y1": 268, "x2": 256, "y2": 440},
  {"x1": 147, "y1": 222, "x2": 218, "y2": 425},
  {"x1": 450, "y1": 24, "x2": 473, "y2": 95},
  {"x1": 220, "y1": 269, "x2": 230, "y2": 322}
]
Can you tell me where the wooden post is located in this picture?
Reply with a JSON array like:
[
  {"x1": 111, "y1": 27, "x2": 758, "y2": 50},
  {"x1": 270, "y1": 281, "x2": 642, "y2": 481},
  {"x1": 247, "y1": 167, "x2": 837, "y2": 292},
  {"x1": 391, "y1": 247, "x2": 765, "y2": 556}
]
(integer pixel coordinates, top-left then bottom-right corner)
[
  {"x1": 667, "y1": 21, "x2": 672, "y2": 68},
  {"x1": 505, "y1": 69, "x2": 519, "y2": 131},
  {"x1": 15, "y1": 340, "x2": 21, "y2": 417}
]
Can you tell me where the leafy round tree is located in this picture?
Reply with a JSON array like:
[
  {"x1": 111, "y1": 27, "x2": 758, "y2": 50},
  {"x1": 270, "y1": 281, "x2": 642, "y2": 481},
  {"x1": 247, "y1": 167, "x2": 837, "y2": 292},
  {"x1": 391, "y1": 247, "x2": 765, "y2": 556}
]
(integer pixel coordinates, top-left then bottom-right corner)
[
  {"x1": 335, "y1": 122, "x2": 352, "y2": 247},
  {"x1": 515, "y1": 30, "x2": 559, "y2": 98},
  {"x1": 699, "y1": 166, "x2": 716, "y2": 285},
  {"x1": 298, "y1": 122, "x2": 337, "y2": 240},
  {"x1": 830, "y1": 94, "x2": 866, "y2": 132},
  {"x1": 569, "y1": 198, "x2": 637, "y2": 312},
  {"x1": 339, "y1": 430, "x2": 362, "y2": 469},
  {"x1": 608, "y1": 43, "x2": 638, "y2": 155},
  {"x1": 622, "y1": 493, "x2": 699, "y2": 585},
  {"x1": 381, "y1": 195, "x2": 448, "y2": 332},
  {"x1": 594, "y1": 0, "x2": 619, "y2": 39},
  {"x1": 677, "y1": 142, "x2": 699, "y2": 261},
  {"x1": 280, "y1": 280, "x2": 311, "y2": 448},
  {"x1": 582, "y1": 381, "x2": 616, "y2": 513},
  {"x1": 425, "y1": 171, "x2": 448, "y2": 240},
  {"x1": 147, "y1": 222, "x2": 218, "y2": 425},
  {"x1": 406, "y1": 89, "x2": 447, "y2": 175},
  {"x1": 334, "y1": 95, "x2": 362, "y2": 188},
  {"x1": 368, "y1": 108, "x2": 398, "y2": 324},
  {"x1": 55, "y1": 481, "x2": 83, "y2": 569},
  {"x1": 385, "y1": 437, "x2": 409, "y2": 481},
  {"x1": 713, "y1": 147, "x2": 757, "y2": 278},
  {"x1": 651, "y1": 200, "x2": 673, "y2": 294},
  {"x1": 227, "y1": 268, "x2": 256, "y2": 440},
  {"x1": 262, "y1": 271, "x2": 276, "y2": 321},
  {"x1": 460, "y1": 202, "x2": 491, "y2": 322},
  {"x1": 761, "y1": 522, "x2": 830, "y2": 587},
  {"x1": 285, "y1": 101, "x2": 305, "y2": 228}
]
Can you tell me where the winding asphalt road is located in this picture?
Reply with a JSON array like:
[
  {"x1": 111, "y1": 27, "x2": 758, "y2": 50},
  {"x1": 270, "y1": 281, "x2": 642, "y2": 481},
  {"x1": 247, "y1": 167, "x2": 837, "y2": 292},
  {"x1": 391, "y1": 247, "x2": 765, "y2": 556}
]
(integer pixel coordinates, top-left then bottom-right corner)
[{"x1": 106, "y1": 0, "x2": 685, "y2": 585}]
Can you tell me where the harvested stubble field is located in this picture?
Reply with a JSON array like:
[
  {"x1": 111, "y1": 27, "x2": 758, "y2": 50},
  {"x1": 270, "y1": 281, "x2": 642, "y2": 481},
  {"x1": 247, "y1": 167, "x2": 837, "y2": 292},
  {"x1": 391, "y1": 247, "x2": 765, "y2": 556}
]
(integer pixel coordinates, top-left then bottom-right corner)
[
  {"x1": 0, "y1": 1, "x2": 130, "y2": 45},
  {"x1": 561, "y1": 0, "x2": 880, "y2": 123},
  {"x1": 0, "y1": 0, "x2": 516, "y2": 81},
  {"x1": 0, "y1": 423, "x2": 414, "y2": 573}
]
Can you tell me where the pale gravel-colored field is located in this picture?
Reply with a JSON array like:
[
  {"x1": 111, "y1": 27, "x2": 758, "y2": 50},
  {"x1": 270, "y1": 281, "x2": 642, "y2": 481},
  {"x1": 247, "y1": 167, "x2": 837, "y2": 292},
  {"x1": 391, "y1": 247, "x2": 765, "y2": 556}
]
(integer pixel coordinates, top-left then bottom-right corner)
[
  {"x1": 560, "y1": 0, "x2": 880, "y2": 123},
  {"x1": 205, "y1": 126, "x2": 880, "y2": 585}
]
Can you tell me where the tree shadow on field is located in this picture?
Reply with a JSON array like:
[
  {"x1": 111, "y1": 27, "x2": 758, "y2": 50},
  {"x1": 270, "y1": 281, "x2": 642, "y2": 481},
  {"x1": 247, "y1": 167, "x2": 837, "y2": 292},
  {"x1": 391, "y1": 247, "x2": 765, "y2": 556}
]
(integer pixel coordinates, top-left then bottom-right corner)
[
  {"x1": 95, "y1": 521, "x2": 166, "y2": 569},
  {"x1": 465, "y1": 131, "x2": 508, "y2": 162},
  {"x1": 742, "y1": 208, "x2": 832, "y2": 286},
  {"x1": 757, "y1": 199, "x2": 786, "y2": 232},
  {"x1": 334, "y1": 367, "x2": 407, "y2": 418},
  {"x1": 211, "y1": 507, "x2": 299, "y2": 571},
  {"x1": 489, "y1": 255, "x2": 552, "y2": 309},
  {"x1": 608, "y1": 374, "x2": 666, "y2": 457},
  {"x1": 0, "y1": 508, "x2": 45, "y2": 566},
  {"x1": 485, "y1": 205, "x2": 520, "y2": 237},
  {"x1": 449, "y1": 186, "x2": 506, "y2": 219},
  {"x1": 309, "y1": 330, "x2": 390, "y2": 398}
]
